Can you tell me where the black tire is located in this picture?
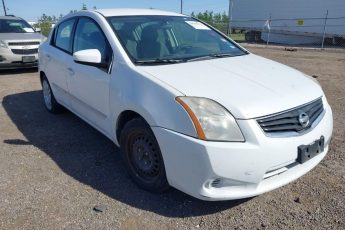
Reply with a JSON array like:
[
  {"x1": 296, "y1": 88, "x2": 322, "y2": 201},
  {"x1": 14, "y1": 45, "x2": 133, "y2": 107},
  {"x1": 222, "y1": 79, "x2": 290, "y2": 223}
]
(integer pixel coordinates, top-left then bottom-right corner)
[
  {"x1": 120, "y1": 118, "x2": 170, "y2": 193},
  {"x1": 41, "y1": 77, "x2": 63, "y2": 114},
  {"x1": 245, "y1": 31, "x2": 255, "y2": 42}
]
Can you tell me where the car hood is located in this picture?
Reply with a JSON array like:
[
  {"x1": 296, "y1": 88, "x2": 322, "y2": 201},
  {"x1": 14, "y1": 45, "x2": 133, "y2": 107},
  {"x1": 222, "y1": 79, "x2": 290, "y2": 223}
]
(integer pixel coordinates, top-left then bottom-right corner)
[
  {"x1": 0, "y1": 33, "x2": 45, "y2": 41},
  {"x1": 138, "y1": 53, "x2": 323, "y2": 119}
]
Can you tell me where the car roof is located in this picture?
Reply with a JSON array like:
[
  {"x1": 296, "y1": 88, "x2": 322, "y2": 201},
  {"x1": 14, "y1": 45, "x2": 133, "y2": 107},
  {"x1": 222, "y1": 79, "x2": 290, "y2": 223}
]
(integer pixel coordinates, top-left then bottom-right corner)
[
  {"x1": 95, "y1": 8, "x2": 184, "y2": 17},
  {"x1": 0, "y1": 16, "x2": 21, "y2": 20}
]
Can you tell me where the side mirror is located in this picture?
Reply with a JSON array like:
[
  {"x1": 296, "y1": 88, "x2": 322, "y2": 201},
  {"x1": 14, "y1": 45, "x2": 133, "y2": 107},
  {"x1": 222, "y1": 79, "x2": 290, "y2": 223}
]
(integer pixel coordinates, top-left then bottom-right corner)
[
  {"x1": 35, "y1": 28, "x2": 41, "y2": 33},
  {"x1": 73, "y1": 49, "x2": 106, "y2": 68}
]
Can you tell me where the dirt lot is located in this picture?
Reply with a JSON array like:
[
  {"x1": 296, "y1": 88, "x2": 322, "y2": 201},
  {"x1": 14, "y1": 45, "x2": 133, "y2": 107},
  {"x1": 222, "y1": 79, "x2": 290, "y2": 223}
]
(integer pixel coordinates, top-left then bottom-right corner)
[{"x1": 0, "y1": 47, "x2": 344, "y2": 229}]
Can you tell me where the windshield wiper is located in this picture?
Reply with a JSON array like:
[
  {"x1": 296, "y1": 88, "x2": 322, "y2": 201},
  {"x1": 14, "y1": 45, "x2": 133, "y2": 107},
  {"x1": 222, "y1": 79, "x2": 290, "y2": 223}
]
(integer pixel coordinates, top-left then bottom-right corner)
[
  {"x1": 186, "y1": 53, "x2": 235, "y2": 62},
  {"x1": 211, "y1": 53, "x2": 236, "y2": 58},
  {"x1": 135, "y1": 58, "x2": 185, "y2": 65}
]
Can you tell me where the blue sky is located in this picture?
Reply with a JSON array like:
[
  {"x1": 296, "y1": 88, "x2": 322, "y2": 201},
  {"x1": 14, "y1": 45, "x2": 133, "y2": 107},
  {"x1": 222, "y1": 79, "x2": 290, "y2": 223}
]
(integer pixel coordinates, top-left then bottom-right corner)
[{"x1": 1, "y1": 0, "x2": 229, "y2": 22}]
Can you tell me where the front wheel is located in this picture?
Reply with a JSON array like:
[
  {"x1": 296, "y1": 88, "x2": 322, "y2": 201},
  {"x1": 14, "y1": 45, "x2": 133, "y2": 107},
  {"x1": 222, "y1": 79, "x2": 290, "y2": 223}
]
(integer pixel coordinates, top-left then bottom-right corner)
[
  {"x1": 120, "y1": 118, "x2": 170, "y2": 193},
  {"x1": 42, "y1": 77, "x2": 63, "y2": 113}
]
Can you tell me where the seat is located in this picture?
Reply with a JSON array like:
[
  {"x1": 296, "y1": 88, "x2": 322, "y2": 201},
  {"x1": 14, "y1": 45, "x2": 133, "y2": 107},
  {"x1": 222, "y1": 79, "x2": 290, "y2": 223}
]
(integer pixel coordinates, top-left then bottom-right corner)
[
  {"x1": 137, "y1": 25, "x2": 169, "y2": 59},
  {"x1": 118, "y1": 26, "x2": 138, "y2": 59}
]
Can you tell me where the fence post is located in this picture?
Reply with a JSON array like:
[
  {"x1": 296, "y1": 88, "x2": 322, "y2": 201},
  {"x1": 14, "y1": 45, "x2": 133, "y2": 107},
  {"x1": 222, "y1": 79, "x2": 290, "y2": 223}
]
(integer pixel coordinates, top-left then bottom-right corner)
[{"x1": 321, "y1": 10, "x2": 329, "y2": 49}]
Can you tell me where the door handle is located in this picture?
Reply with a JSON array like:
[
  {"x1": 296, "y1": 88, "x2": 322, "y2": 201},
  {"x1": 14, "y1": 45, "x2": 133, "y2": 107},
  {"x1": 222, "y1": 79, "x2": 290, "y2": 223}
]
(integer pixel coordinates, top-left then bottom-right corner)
[{"x1": 67, "y1": 67, "x2": 75, "y2": 76}]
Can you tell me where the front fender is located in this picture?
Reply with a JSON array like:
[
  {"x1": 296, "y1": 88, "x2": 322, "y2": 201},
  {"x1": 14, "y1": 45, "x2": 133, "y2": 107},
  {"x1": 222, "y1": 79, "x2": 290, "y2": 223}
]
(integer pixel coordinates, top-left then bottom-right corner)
[{"x1": 109, "y1": 62, "x2": 197, "y2": 145}]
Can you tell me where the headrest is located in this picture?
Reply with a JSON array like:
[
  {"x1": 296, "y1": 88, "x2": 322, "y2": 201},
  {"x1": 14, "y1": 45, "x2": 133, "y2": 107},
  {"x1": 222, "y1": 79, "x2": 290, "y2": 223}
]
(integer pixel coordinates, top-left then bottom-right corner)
[{"x1": 141, "y1": 25, "x2": 158, "y2": 42}]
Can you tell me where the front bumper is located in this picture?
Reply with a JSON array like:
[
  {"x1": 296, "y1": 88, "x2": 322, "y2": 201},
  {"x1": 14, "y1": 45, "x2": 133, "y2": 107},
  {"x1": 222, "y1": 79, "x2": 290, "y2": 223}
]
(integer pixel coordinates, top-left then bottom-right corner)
[
  {"x1": 0, "y1": 49, "x2": 38, "y2": 69},
  {"x1": 153, "y1": 100, "x2": 333, "y2": 201}
]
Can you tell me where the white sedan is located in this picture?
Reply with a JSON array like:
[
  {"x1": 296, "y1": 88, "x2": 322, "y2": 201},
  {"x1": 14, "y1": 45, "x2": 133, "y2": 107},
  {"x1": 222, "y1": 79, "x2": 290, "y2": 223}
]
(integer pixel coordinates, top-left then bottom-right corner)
[{"x1": 39, "y1": 9, "x2": 333, "y2": 201}]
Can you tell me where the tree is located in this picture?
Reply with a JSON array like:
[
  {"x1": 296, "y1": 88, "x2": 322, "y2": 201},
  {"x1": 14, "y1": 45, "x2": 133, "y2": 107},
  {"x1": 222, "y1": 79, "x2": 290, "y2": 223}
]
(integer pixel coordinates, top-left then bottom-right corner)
[
  {"x1": 35, "y1": 12, "x2": 68, "y2": 36},
  {"x1": 36, "y1": 14, "x2": 56, "y2": 36},
  {"x1": 213, "y1": 13, "x2": 222, "y2": 22},
  {"x1": 192, "y1": 10, "x2": 229, "y2": 34},
  {"x1": 221, "y1": 11, "x2": 229, "y2": 23},
  {"x1": 194, "y1": 11, "x2": 215, "y2": 24},
  {"x1": 82, "y1": 3, "x2": 87, "y2": 10}
]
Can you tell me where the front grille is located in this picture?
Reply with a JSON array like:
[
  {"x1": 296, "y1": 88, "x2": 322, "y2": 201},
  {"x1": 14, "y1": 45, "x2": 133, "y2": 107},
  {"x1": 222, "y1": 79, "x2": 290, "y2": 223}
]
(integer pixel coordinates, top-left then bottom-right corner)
[
  {"x1": 257, "y1": 98, "x2": 324, "y2": 134},
  {"x1": 11, "y1": 49, "x2": 38, "y2": 55},
  {"x1": 8, "y1": 41, "x2": 40, "y2": 46}
]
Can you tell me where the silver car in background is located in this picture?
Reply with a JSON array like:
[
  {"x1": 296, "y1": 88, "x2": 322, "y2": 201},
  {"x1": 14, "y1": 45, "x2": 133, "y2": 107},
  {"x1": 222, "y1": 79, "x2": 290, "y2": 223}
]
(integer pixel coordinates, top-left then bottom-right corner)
[{"x1": 0, "y1": 16, "x2": 46, "y2": 69}]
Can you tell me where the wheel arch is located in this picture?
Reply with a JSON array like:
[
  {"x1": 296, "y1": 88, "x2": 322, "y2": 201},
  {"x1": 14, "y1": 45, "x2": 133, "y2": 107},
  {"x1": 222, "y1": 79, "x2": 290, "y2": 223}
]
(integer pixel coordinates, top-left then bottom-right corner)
[
  {"x1": 116, "y1": 110, "x2": 149, "y2": 144},
  {"x1": 39, "y1": 71, "x2": 46, "y2": 85}
]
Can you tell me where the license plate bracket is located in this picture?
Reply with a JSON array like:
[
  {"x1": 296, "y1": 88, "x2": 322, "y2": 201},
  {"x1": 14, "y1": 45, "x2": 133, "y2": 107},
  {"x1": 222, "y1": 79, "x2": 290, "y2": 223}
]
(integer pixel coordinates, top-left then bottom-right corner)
[
  {"x1": 297, "y1": 136, "x2": 325, "y2": 164},
  {"x1": 22, "y1": 56, "x2": 35, "y2": 63}
]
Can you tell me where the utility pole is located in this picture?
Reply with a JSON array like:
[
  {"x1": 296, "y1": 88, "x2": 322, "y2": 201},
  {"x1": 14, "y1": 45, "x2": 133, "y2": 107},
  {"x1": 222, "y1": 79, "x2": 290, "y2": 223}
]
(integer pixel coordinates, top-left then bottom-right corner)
[
  {"x1": 2, "y1": 0, "x2": 7, "y2": 16},
  {"x1": 227, "y1": 0, "x2": 233, "y2": 36},
  {"x1": 180, "y1": 0, "x2": 183, "y2": 14}
]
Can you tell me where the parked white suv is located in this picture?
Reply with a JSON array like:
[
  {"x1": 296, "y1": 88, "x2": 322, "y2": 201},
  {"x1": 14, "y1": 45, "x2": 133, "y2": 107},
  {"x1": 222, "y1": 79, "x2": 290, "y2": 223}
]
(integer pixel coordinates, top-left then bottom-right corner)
[
  {"x1": 39, "y1": 9, "x2": 333, "y2": 201},
  {"x1": 0, "y1": 16, "x2": 46, "y2": 69}
]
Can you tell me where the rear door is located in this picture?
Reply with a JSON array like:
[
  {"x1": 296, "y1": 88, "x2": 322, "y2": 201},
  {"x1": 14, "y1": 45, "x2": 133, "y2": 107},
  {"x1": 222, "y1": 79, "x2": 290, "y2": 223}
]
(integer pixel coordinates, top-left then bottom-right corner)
[
  {"x1": 67, "y1": 17, "x2": 113, "y2": 130},
  {"x1": 43, "y1": 18, "x2": 76, "y2": 107}
]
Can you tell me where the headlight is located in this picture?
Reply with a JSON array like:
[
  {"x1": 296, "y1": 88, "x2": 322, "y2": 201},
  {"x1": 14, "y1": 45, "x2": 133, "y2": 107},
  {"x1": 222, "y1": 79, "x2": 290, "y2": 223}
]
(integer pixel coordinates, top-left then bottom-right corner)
[
  {"x1": 176, "y1": 97, "x2": 245, "y2": 142},
  {"x1": 0, "y1": 40, "x2": 8, "y2": 49}
]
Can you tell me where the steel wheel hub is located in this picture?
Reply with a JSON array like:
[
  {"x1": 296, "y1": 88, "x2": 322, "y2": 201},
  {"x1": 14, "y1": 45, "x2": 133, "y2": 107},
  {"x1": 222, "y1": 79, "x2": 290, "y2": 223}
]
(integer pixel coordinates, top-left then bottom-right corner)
[{"x1": 131, "y1": 135, "x2": 160, "y2": 179}]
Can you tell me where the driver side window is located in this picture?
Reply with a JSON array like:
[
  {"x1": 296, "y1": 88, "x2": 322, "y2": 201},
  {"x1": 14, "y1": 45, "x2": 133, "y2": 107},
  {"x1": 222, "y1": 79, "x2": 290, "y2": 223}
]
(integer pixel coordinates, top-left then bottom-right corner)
[{"x1": 73, "y1": 18, "x2": 112, "y2": 70}]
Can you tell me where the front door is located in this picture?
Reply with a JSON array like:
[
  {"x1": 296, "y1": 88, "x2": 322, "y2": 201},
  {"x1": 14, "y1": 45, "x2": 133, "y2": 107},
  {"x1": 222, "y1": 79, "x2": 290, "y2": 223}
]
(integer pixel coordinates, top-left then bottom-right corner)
[{"x1": 67, "y1": 17, "x2": 113, "y2": 130}]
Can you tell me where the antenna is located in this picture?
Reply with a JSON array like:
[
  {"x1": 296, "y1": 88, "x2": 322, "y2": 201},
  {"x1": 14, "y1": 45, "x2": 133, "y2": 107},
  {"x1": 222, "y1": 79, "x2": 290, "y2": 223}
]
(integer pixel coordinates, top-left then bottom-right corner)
[{"x1": 2, "y1": 0, "x2": 7, "y2": 16}]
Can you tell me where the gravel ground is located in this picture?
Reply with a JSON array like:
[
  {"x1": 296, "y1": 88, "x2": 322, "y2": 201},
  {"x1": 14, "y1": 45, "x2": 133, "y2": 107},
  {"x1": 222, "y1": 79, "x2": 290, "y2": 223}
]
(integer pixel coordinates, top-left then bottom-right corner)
[{"x1": 0, "y1": 47, "x2": 344, "y2": 229}]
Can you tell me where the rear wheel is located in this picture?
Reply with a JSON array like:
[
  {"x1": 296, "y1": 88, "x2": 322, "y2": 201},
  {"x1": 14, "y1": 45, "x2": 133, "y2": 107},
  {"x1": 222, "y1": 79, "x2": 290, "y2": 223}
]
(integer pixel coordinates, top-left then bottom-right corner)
[
  {"x1": 42, "y1": 77, "x2": 63, "y2": 113},
  {"x1": 120, "y1": 118, "x2": 170, "y2": 193}
]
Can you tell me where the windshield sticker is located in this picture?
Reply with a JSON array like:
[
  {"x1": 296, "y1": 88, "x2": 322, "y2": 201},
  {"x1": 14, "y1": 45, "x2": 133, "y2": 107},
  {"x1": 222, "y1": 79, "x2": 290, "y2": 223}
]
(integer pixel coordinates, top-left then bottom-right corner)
[
  {"x1": 23, "y1": 28, "x2": 34, "y2": 33},
  {"x1": 185, "y1": 21, "x2": 211, "y2": 30},
  {"x1": 221, "y1": 38, "x2": 236, "y2": 48}
]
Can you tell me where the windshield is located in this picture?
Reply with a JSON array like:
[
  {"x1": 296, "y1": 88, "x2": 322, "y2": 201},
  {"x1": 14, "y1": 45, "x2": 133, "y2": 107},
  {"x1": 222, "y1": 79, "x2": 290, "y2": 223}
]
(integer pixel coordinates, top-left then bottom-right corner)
[
  {"x1": 107, "y1": 16, "x2": 247, "y2": 64},
  {"x1": 0, "y1": 19, "x2": 35, "y2": 33}
]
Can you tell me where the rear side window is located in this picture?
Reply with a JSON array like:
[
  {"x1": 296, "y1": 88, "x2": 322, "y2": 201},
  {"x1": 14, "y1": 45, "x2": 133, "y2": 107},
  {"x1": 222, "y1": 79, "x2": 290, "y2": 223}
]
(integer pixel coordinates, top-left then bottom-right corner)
[{"x1": 54, "y1": 19, "x2": 76, "y2": 53}]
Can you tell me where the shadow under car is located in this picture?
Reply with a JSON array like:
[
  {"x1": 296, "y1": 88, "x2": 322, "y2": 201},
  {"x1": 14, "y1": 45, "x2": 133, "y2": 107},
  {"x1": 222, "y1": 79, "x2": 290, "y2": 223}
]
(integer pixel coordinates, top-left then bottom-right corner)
[{"x1": 2, "y1": 90, "x2": 249, "y2": 217}]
